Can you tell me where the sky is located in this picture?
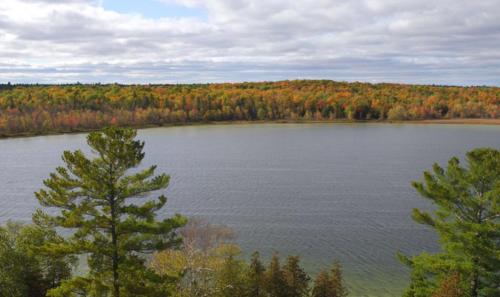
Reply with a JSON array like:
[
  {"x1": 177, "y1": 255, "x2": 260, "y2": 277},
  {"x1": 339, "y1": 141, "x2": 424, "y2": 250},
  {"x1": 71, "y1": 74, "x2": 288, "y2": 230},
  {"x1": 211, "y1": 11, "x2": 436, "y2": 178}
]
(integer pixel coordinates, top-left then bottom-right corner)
[{"x1": 0, "y1": 0, "x2": 499, "y2": 85}]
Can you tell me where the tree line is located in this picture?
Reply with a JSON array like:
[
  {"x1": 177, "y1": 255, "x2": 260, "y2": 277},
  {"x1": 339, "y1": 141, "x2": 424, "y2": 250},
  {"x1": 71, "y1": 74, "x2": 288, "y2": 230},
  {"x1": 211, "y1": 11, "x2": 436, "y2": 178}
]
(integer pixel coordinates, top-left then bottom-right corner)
[
  {"x1": 0, "y1": 127, "x2": 498, "y2": 296},
  {"x1": 151, "y1": 218, "x2": 347, "y2": 297},
  {"x1": 0, "y1": 80, "x2": 498, "y2": 136},
  {"x1": 0, "y1": 218, "x2": 347, "y2": 297}
]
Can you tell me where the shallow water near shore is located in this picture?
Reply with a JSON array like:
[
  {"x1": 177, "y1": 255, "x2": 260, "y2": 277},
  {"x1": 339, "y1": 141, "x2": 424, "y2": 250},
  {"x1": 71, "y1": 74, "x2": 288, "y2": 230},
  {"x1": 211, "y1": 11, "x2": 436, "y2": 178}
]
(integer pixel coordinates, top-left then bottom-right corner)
[{"x1": 1, "y1": 123, "x2": 499, "y2": 296}]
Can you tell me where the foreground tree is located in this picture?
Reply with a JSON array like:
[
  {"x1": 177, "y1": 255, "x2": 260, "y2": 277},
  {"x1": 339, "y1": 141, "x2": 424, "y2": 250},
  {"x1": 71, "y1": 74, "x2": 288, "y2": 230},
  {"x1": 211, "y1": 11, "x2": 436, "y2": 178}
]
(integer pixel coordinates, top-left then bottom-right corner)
[
  {"x1": 311, "y1": 271, "x2": 332, "y2": 297},
  {"x1": 0, "y1": 222, "x2": 74, "y2": 297},
  {"x1": 283, "y1": 255, "x2": 310, "y2": 297},
  {"x1": 329, "y1": 262, "x2": 348, "y2": 297},
  {"x1": 151, "y1": 218, "x2": 236, "y2": 297},
  {"x1": 247, "y1": 251, "x2": 266, "y2": 297},
  {"x1": 400, "y1": 148, "x2": 499, "y2": 297},
  {"x1": 264, "y1": 252, "x2": 288, "y2": 297},
  {"x1": 311, "y1": 262, "x2": 348, "y2": 297},
  {"x1": 35, "y1": 127, "x2": 187, "y2": 297},
  {"x1": 215, "y1": 251, "x2": 248, "y2": 297}
]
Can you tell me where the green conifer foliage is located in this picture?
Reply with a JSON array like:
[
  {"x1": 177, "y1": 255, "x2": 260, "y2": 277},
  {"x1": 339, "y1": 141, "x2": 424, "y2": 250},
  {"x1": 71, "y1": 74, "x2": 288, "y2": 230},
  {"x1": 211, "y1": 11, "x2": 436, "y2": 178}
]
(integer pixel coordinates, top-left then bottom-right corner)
[
  {"x1": 330, "y1": 262, "x2": 348, "y2": 297},
  {"x1": 401, "y1": 148, "x2": 500, "y2": 297},
  {"x1": 311, "y1": 262, "x2": 348, "y2": 297},
  {"x1": 248, "y1": 251, "x2": 266, "y2": 297},
  {"x1": 34, "y1": 127, "x2": 187, "y2": 297},
  {"x1": 312, "y1": 271, "x2": 333, "y2": 297},
  {"x1": 264, "y1": 252, "x2": 288, "y2": 297},
  {"x1": 283, "y1": 255, "x2": 310, "y2": 297},
  {"x1": 215, "y1": 253, "x2": 247, "y2": 297}
]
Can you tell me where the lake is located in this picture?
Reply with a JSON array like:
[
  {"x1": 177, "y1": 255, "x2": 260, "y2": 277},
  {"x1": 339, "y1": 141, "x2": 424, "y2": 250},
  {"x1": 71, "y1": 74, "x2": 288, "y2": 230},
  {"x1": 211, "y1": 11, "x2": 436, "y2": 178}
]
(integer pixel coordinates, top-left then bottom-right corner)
[{"x1": 1, "y1": 123, "x2": 499, "y2": 296}]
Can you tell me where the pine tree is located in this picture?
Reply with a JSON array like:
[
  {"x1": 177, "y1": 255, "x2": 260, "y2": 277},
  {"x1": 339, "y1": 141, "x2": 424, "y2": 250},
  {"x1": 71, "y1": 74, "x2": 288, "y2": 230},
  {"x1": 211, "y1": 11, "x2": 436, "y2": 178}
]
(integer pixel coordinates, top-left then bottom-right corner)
[
  {"x1": 311, "y1": 263, "x2": 348, "y2": 297},
  {"x1": 247, "y1": 251, "x2": 266, "y2": 297},
  {"x1": 34, "y1": 127, "x2": 187, "y2": 297},
  {"x1": 264, "y1": 252, "x2": 288, "y2": 297},
  {"x1": 283, "y1": 255, "x2": 310, "y2": 297},
  {"x1": 330, "y1": 262, "x2": 348, "y2": 297},
  {"x1": 215, "y1": 253, "x2": 247, "y2": 297},
  {"x1": 401, "y1": 148, "x2": 500, "y2": 297},
  {"x1": 311, "y1": 271, "x2": 333, "y2": 297}
]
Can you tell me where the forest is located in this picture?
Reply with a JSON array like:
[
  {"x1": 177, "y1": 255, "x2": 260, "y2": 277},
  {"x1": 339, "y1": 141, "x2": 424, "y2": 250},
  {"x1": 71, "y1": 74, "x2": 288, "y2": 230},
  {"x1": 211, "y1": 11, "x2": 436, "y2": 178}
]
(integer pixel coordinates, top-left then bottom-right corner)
[{"x1": 0, "y1": 80, "x2": 498, "y2": 136}]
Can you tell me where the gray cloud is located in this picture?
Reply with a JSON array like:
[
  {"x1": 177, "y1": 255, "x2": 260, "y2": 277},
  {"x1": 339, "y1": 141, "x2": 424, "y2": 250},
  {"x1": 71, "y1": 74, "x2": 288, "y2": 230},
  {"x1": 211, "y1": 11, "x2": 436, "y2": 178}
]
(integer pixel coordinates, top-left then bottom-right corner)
[{"x1": 0, "y1": 0, "x2": 499, "y2": 85}]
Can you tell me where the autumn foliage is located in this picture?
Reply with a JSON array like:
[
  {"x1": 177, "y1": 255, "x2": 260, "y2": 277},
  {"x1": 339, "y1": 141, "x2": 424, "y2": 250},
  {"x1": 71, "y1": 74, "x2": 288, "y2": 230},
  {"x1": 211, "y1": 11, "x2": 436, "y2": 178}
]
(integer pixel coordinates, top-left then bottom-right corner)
[{"x1": 0, "y1": 80, "x2": 498, "y2": 136}]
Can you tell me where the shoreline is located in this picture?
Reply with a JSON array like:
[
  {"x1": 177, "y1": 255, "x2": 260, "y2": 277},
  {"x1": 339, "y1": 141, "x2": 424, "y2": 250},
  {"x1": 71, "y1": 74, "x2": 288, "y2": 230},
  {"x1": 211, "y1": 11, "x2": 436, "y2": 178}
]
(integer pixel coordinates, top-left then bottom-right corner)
[{"x1": 1, "y1": 118, "x2": 499, "y2": 140}]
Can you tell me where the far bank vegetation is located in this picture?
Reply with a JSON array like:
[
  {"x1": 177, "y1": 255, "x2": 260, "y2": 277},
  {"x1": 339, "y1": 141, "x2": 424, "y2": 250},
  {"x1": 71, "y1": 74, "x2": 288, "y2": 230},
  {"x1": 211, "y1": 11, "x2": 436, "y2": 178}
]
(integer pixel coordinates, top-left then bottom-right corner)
[{"x1": 0, "y1": 80, "x2": 498, "y2": 136}]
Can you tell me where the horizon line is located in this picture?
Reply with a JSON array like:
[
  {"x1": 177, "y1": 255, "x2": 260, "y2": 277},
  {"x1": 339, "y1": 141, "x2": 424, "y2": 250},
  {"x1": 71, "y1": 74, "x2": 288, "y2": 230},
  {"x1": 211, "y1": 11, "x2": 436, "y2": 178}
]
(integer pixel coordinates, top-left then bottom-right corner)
[{"x1": 1, "y1": 79, "x2": 499, "y2": 88}]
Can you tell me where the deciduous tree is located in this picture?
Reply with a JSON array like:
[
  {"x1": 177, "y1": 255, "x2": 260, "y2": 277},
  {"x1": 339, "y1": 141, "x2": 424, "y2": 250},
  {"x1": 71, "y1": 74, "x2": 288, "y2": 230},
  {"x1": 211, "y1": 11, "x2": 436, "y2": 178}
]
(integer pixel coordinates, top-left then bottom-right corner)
[{"x1": 0, "y1": 222, "x2": 74, "y2": 297}]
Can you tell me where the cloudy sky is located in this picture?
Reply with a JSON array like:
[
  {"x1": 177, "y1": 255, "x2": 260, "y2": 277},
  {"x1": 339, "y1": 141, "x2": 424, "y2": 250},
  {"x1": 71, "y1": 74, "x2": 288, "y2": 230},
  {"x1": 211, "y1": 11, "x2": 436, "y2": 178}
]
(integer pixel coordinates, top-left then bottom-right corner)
[{"x1": 1, "y1": 0, "x2": 499, "y2": 85}]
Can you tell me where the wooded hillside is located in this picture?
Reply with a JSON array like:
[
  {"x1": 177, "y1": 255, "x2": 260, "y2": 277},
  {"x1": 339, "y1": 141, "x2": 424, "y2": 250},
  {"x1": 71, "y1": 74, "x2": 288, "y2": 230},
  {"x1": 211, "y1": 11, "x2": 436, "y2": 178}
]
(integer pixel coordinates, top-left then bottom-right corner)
[{"x1": 0, "y1": 80, "x2": 498, "y2": 136}]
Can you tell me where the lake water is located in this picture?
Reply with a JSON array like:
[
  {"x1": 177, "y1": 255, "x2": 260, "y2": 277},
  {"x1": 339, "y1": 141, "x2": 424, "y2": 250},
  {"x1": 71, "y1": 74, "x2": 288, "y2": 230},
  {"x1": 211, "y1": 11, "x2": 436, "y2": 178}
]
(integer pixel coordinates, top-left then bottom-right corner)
[{"x1": 1, "y1": 123, "x2": 499, "y2": 296}]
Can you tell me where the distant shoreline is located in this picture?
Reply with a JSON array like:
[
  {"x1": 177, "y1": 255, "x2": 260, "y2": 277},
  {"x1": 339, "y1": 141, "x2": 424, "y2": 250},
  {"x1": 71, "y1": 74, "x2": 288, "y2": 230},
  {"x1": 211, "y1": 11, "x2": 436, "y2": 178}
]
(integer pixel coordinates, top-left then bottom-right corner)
[
  {"x1": 1, "y1": 118, "x2": 498, "y2": 140},
  {"x1": 395, "y1": 118, "x2": 500, "y2": 125},
  {"x1": 213, "y1": 118, "x2": 500, "y2": 126}
]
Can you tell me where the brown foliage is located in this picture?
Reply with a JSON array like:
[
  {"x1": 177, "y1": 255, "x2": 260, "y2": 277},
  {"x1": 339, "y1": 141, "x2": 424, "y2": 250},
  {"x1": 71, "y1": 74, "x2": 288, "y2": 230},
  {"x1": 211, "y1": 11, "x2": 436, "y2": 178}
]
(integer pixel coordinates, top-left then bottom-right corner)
[{"x1": 432, "y1": 273, "x2": 468, "y2": 297}]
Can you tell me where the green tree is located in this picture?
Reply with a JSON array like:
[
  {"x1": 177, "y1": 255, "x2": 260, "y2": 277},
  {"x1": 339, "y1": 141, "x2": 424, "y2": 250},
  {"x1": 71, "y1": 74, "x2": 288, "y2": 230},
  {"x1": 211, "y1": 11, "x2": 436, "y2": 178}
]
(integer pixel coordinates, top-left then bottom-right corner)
[
  {"x1": 264, "y1": 252, "x2": 288, "y2": 297},
  {"x1": 215, "y1": 253, "x2": 247, "y2": 297},
  {"x1": 401, "y1": 148, "x2": 500, "y2": 297},
  {"x1": 257, "y1": 107, "x2": 267, "y2": 120},
  {"x1": 311, "y1": 263, "x2": 348, "y2": 297},
  {"x1": 0, "y1": 222, "x2": 74, "y2": 297},
  {"x1": 330, "y1": 262, "x2": 348, "y2": 297},
  {"x1": 34, "y1": 127, "x2": 187, "y2": 297},
  {"x1": 312, "y1": 271, "x2": 332, "y2": 297},
  {"x1": 283, "y1": 255, "x2": 310, "y2": 297},
  {"x1": 247, "y1": 251, "x2": 266, "y2": 297}
]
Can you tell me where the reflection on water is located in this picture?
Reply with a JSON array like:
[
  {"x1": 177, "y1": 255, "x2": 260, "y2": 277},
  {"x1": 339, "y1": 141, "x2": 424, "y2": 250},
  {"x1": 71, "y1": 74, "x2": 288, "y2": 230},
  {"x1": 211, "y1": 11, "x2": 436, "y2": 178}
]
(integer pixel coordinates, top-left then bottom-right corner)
[{"x1": 1, "y1": 123, "x2": 499, "y2": 296}]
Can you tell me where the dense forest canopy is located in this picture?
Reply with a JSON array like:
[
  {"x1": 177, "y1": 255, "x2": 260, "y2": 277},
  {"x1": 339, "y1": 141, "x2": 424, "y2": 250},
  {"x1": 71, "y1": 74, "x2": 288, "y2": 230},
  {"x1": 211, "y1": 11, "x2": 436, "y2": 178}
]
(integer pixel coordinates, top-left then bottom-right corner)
[{"x1": 0, "y1": 80, "x2": 498, "y2": 136}]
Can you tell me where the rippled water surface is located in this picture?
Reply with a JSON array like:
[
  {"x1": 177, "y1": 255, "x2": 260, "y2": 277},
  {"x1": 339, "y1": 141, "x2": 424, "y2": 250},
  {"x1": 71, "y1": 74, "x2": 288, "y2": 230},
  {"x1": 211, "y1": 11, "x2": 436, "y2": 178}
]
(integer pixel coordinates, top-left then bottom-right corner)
[{"x1": 1, "y1": 123, "x2": 499, "y2": 296}]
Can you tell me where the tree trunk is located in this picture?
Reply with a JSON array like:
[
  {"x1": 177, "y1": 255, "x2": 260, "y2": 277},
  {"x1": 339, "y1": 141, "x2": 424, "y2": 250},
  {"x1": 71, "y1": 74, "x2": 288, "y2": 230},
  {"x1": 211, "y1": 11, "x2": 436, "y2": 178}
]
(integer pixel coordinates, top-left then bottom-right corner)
[
  {"x1": 108, "y1": 161, "x2": 120, "y2": 297},
  {"x1": 471, "y1": 208, "x2": 482, "y2": 297},
  {"x1": 111, "y1": 197, "x2": 120, "y2": 297},
  {"x1": 470, "y1": 269, "x2": 478, "y2": 297}
]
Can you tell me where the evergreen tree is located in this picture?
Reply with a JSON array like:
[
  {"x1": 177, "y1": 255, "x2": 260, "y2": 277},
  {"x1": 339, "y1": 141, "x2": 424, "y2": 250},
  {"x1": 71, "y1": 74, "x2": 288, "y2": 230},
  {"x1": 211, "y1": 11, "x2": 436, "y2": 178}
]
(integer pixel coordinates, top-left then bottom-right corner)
[
  {"x1": 401, "y1": 148, "x2": 500, "y2": 297},
  {"x1": 283, "y1": 255, "x2": 310, "y2": 297},
  {"x1": 264, "y1": 252, "x2": 288, "y2": 297},
  {"x1": 215, "y1": 253, "x2": 247, "y2": 297},
  {"x1": 311, "y1": 271, "x2": 333, "y2": 297},
  {"x1": 401, "y1": 258, "x2": 435, "y2": 297},
  {"x1": 311, "y1": 263, "x2": 348, "y2": 297},
  {"x1": 247, "y1": 251, "x2": 266, "y2": 297},
  {"x1": 330, "y1": 262, "x2": 348, "y2": 297},
  {"x1": 34, "y1": 127, "x2": 187, "y2": 297}
]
